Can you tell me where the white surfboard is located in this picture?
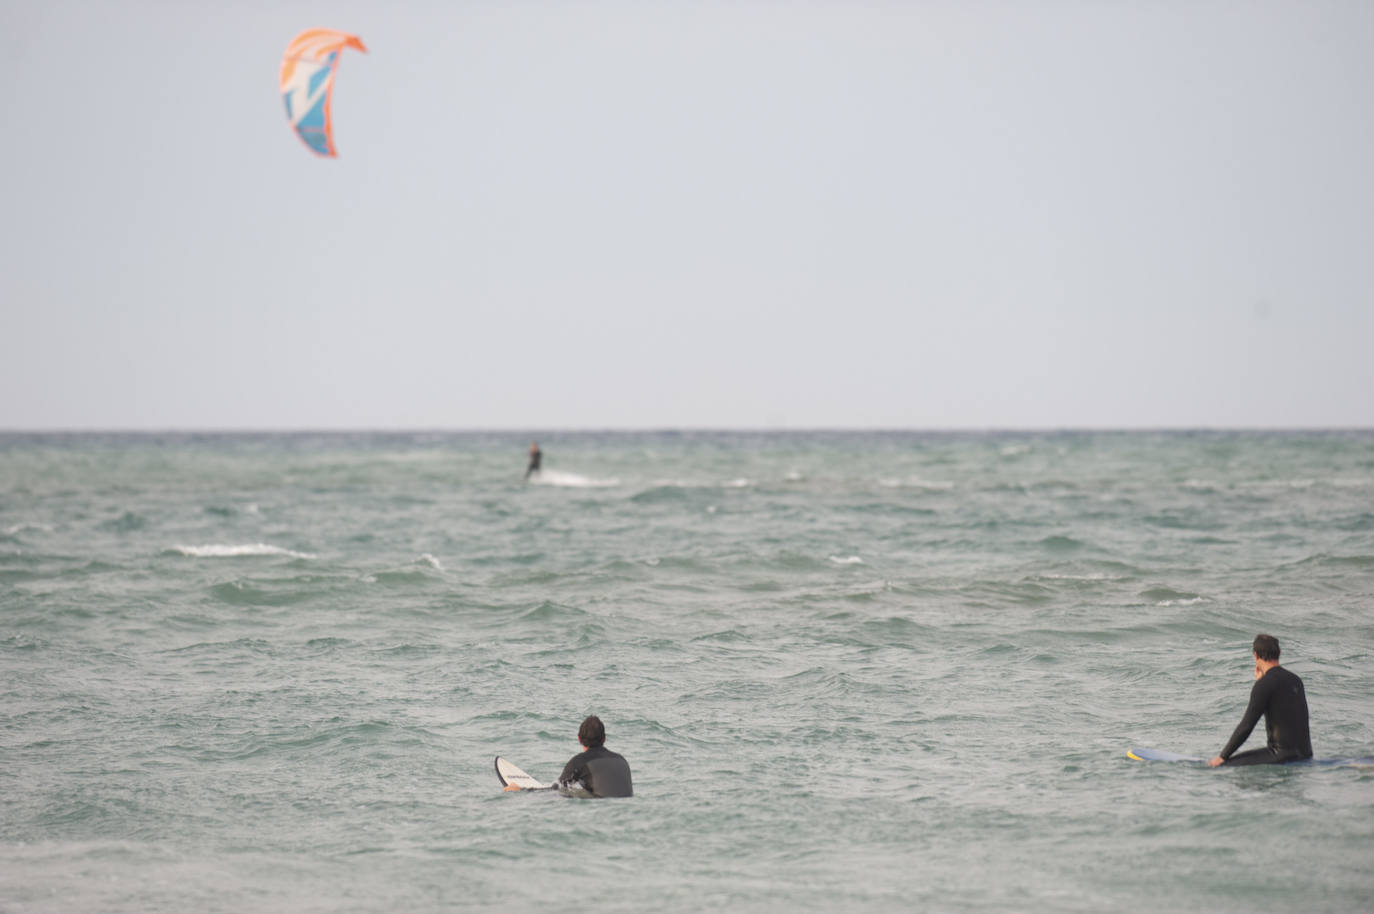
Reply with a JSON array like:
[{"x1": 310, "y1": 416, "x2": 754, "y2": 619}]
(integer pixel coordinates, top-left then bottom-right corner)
[{"x1": 495, "y1": 756, "x2": 549, "y2": 791}]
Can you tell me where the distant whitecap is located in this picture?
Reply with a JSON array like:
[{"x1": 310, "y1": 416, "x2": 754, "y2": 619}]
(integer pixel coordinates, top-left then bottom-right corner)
[
  {"x1": 878, "y1": 477, "x2": 954, "y2": 491},
  {"x1": 5, "y1": 522, "x2": 53, "y2": 536},
  {"x1": 1156, "y1": 596, "x2": 1207, "y2": 607},
  {"x1": 167, "y1": 544, "x2": 316, "y2": 559}
]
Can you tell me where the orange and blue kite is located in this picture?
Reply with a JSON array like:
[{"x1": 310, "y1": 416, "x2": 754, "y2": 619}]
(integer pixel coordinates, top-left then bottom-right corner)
[{"x1": 280, "y1": 29, "x2": 366, "y2": 157}]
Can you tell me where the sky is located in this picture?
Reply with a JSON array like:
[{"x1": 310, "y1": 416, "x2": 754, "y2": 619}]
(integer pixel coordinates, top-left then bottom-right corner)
[{"x1": 2, "y1": 0, "x2": 1372, "y2": 430}]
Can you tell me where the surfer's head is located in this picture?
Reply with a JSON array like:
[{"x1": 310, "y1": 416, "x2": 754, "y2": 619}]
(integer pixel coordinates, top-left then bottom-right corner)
[
  {"x1": 578, "y1": 715, "x2": 606, "y2": 749},
  {"x1": 1252, "y1": 633, "x2": 1280, "y2": 662}
]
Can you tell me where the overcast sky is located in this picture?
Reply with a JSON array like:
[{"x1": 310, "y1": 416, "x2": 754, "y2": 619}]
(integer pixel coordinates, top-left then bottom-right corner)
[{"x1": 2, "y1": 0, "x2": 1371, "y2": 430}]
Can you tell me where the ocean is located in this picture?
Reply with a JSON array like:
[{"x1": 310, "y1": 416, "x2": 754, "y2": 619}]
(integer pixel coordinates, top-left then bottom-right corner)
[{"x1": 2, "y1": 430, "x2": 1372, "y2": 913}]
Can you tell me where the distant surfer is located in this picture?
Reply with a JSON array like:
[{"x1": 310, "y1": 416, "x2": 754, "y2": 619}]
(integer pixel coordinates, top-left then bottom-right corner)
[
  {"x1": 524, "y1": 441, "x2": 542, "y2": 480},
  {"x1": 557, "y1": 715, "x2": 633, "y2": 798},
  {"x1": 1208, "y1": 633, "x2": 1313, "y2": 767}
]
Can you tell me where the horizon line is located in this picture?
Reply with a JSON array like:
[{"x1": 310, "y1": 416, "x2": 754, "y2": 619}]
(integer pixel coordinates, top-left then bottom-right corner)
[{"x1": 2, "y1": 425, "x2": 1372, "y2": 435}]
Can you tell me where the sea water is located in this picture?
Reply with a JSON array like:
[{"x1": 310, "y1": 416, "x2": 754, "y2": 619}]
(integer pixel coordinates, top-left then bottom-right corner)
[{"x1": 2, "y1": 431, "x2": 1372, "y2": 913}]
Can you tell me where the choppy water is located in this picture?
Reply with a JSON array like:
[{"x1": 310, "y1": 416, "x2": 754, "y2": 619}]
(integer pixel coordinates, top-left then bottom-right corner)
[{"x1": 2, "y1": 431, "x2": 1373, "y2": 913}]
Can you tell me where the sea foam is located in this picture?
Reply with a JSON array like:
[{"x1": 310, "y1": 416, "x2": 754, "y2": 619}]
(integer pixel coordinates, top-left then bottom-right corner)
[{"x1": 530, "y1": 470, "x2": 619, "y2": 488}]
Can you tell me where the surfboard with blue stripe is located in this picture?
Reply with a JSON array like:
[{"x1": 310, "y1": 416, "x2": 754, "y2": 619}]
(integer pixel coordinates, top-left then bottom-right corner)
[{"x1": 1128, "y1": 747, "x2": 1374, "y2": 767}]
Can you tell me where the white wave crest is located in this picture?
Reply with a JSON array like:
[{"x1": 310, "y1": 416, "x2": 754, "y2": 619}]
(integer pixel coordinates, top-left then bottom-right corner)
[
  {"x1": 878, "y1": 477, "x2": 954, "y2": 491},
  {"x1": 5, "y1": 522, "x2": 53, "y2": 535},
  {"x1": 531, "y1": 470, "x2": 620, "y2": 488},
  {"x1": 416, "y1": 553, "x2": 444, "y2": 571},
  {"x1": 168, "y1": 543, "x2": 316, "y2": 559},
  {"x1": 829, "y1": 555, "x2": 865, "y2": 565},
  {"x1": 1156, "y1": 596, "x2": 1207, "y2": 607}
]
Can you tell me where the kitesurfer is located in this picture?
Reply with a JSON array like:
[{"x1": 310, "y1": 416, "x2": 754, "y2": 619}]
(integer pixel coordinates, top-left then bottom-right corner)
[
  {"x1": 524, "y1": 441, "x2": 542, "y2": 480},
  {"x1": 1208, "y1": 634, "x2": 1313, "y2": 767},
  {"x1": 557, "y1": 715, "x2": 633, "y2": 797}
]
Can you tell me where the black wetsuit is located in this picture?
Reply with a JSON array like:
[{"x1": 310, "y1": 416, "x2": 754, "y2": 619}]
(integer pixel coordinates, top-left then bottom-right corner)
[
  {"x1": 558, "y1": 745, "x2": 633, "y2": 797},
  {"x1": 1218, "y1": 665, "x2": 1313, "y2": 766},
  {"x1": 524, "y1": 448, "x2": 541, "y2": 479}
]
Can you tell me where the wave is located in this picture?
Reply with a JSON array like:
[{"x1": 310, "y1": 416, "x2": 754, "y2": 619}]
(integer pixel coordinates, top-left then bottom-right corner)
[
  {"x1": 1333, "y1": 513, "x2": 1374, "y2": 532},
  {"x1": 518, "y1": 600, "x2": 592, "y2": 623},
  {"x1": 208, "y1": 579, "x2": 318, "y2": 607},
  {"x1": 1038, "y1": 535, "x2": 1089, "y2": 552},
  {"x1": 1284, "y1": 553, "x2": 1374, "y2": 569},
  {"x1": 638, "y1": 555, "x2": 717, "y2": 574},
  {"x1": 1023, "y1": 571, "x2": 1129, "y2": 591},
  {"x1": 1083, "y1": 559, "x2": 1145, "y2": 576},
  {"x1": 99, "y1": 511, "x2": 147, "y2": 533},
  {"x1": 166, "y1": 544, "x2": 316, "y2": 559},
  {"x1": 4, "y1": 522, "x2": 53, "y2": 537},
  {"x1": 530, "y1": 470, "x2": 619, "y2": 488},
  {"x1": 1139, "y1": 586, "x2": 1205, "y2": 606},
  {"x1": 829, "y1": 555, "x2": 865, "y2": 565},
  {"x1": 362, "y1": 556, "x2": 447, "y2": 586},
  {"x1": 965, "y1": 579, "x2": 1057, "y2": 606},
  {"x1": 877, "y1": 477, "x2": 955, "y2": 491},
  {"x1": 729, "y1": 550, "x2": 832, "y2": 573},
  {"x1": 630, "y1": 484, "x2": 692, "y2": 504},
  {"x1": 629, "y1": 478, "x2": 762, "y2": 503},
  {"x1": 202, "y1": 503, "x2": 260, "y2": 518}
]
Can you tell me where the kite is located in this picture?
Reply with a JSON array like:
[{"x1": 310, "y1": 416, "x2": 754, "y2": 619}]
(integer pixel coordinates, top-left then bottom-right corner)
[{"x1": 280, "y1": 29, "x2": 367, "y2": 157}]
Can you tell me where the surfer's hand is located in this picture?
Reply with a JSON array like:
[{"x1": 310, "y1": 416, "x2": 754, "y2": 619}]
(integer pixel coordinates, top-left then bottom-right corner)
[{"x1": 1207, "y1": 756, "x2": 1225, "y2": 767}]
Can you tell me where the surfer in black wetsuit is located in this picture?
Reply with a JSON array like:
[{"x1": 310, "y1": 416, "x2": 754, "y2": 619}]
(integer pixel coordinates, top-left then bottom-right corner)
[
  {"x1": 1209, "y1": 633, "x2": 1313, "y2": 767},
  {"x1": 524, "y1": 441, "x2": 542, "y2": 480},
  {"x1": 558, "y1": 715, "x2": 633, "y2": 797}
]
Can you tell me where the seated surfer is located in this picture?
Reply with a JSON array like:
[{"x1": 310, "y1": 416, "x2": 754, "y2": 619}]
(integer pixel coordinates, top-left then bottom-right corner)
[
  {"x1": 524, "y1": 441, "x2": 542, "y2": 480},
  {"x1": 1208, "y1": 633, "x2": 1313, "y2": 767},
  {"x1": 558, "y1": 715, "x2": 633, "y2": 797}
]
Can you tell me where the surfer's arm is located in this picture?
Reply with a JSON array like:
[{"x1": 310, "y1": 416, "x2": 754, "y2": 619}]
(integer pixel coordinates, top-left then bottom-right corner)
[
  {"x1": 558, "y1": 757, "x2": 584, "y2": 787},
  {"x1": 1217, "y1": 678, "x2": 1269, "y2": 760}
]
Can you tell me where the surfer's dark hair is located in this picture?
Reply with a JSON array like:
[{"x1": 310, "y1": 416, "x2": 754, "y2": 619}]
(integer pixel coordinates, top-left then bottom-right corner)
[
  {"x1": 1252, "y1": 633, "x2": 1281, "y2": 662},
  {"x1": 579, "y1": 715, "x2": 606, "y2": 748}
]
